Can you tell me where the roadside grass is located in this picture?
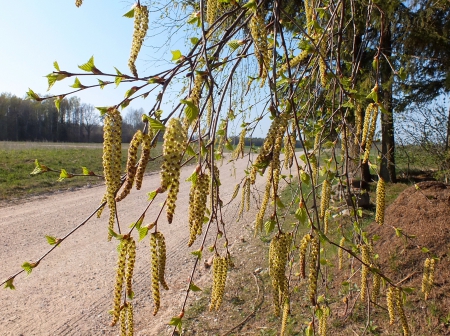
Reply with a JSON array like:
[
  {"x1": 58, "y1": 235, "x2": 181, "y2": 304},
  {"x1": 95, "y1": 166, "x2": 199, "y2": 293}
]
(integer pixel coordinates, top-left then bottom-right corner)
[{"x1": 0, "y1": 142, "x2": 162, "y2": 201}]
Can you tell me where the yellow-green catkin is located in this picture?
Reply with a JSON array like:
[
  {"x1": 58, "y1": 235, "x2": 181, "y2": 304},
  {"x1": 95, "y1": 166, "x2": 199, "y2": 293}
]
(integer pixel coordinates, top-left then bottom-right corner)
[
  {"x1": 156, "y1": 232, "x2": 169, "y2": 290},
  {"x1": 362, "y1": 103, "x2": 379, "y2": 164},
  {"x1": 299, "y1": 234, "x2": 312, "y2": 279},
  {"x1": 422, "y1": 258, "x2": 436, "y2": 300},
  {"x1": 319, "y1": 39, "x2": 327, "y2": 87},
  {"x1": 116, "y1": 131, "x2": 143, "y2": 202},
  {"x1": 111, "y1": 239, "x2": 129, "y2": 326},
  {"x1": 209, "y1": 256, "x2": 228, "y2": 311},
  {"x1": 269, "y1": 233, "x2": 290, "y2": 315},
  {"x1": 135, "y1": 133, "x2": 151, "y2": 190},
  {"x1": 319, "y1": 306, "x2": 329, "y2": 336},
  {"x1": 249, "y1": 9, "x2": 270, "y2": 86},
  {"x1": 160, "y1": 118, "x2": 187, "y2": 223},
  {"x1": 280, "y1": 49, "x2": 309, "y2": 73},
  {"x1": 284, "y1": 134, "x2": 296, "y2": 169},
  {"x1": 206, "y1": 0, "x2": 219, "y2": 25},
  {"x1": 360, "y1": 244, "x2": 370, "y2": 302},
  {"x1": 128, "y1": 5, "x2": 149, "y2": 77},
  {"x1": 355, "y1": 104, "x2": 363, "y2": 144},
  {"x1": 233, "y1": 128, "x2": 247, "y2": 159},
  {"x1": 120, "y1": 304, "x2": 127, "y2": 336},
  {"x1": 338, "y1": 237, "x2": 345, "y2": 270},
  {"x1": 127, "y1": 303, "x2": 134, "y2": 336},
  {"x1": 395, "y1": 288, "x2": 410, "y2": 336},
  {"x1": 188, "y1": 173, "x2": 210, "y2": 246},
  {"x1": 372, "y1": 272, "x2": 381, "y2": 303},
  {"x1": 375, "y1": 178, "x2": 386, "y2": 225},
  {"x1": 103, "y1": 108, "x2": 122, "y2": 240},
  {"x1": 280, "y1": 298, "x2": 289, "y2": 336},
  {"x1": 150, "y1": 233, "x2": 160, "y2": 316},
  {"x1": 309, "y1": 153, "x2": 318, "y2": 185},
  {"x1": 323, "y1": 209, "x2": 331, "y2": 234},
  {"x1": 308, "y1": 237, "x2": 319, "y2": 305},
  {"x1": 320, "y1": 180, "x2": 331, "y2": 219},
  {"x1": 125, "y1": 238, "x2": 136, "y2": 298},
  {"x1": 75, "y1": 0, "x2": 83, "y2": 7},
  {"x1": 238, "y1": 177, "x2": 251, "y2": 219},
  {"x1": 387, "y1": 286, "x2": 396, "y2": 325}
]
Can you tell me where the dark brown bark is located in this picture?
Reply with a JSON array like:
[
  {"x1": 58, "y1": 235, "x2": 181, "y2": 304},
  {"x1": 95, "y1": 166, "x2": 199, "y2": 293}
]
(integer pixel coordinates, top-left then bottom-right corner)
[{"x1": 379, "y1": 21, "x2": 397, "y2": 183}]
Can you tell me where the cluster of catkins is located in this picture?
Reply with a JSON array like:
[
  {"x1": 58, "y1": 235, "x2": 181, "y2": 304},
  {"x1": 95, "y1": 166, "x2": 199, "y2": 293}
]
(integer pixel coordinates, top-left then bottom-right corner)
[
  {"x1": 188, "y1": 172, "x2": 210, "y2": 246},
  {"x1": 160, "y1": 118, "x2": 187, "y2": 223},
  {"x1": 128, "y1": 5, "x2": 149, "y2": 77},
  {"x1": 209, "y1": 255, "x2": 228, "y2": 311},
  {"x1": 101, "y1": 108, "x2": 122, "y2": 239},
  {"x1": 269, "y1": 233, "x2": 291, "y2": 316},
  {"x1": 253, "y1": 113, "x2": 288, "y2": 232},
  {"x1": 111, "y1": 237, "x2": 136, "y2": 329},
  {"x1": 232, "y1": 128, "x2": 247, "y2": 160},
  {"x1": 150, "y1": 232, "x2": 169, "y2": 316},
  {"x1": 238, "y1": 177, "x2": 251, "y2": 219},
  {"x1": 116, "y1": 130, "x2": 151, "y2": 202},
  {"x1": 422, "y1": 257, "x2": 436, "y2": 300},
  {"x1": 387, "y1": 286, "x2": 410, "y2": 336}
]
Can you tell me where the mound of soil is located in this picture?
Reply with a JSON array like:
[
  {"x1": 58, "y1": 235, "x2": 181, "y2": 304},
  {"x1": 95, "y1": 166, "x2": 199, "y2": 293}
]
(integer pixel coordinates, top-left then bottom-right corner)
[{"x1": 370, "y1": 181, "x2": 450, "y2": 332}]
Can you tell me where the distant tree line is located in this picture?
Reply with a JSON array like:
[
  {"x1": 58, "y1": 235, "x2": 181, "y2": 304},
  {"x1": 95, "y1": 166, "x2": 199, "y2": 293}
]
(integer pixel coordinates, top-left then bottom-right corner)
[{"x1": 0, "y1": 93, "x2": 143, "y2": 143}]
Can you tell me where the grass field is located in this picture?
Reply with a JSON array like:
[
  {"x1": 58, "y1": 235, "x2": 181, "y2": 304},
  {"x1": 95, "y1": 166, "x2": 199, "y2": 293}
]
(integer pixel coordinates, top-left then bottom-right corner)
[{"x1": 0, "y1": 141, "x2": 163, "y2": 201}]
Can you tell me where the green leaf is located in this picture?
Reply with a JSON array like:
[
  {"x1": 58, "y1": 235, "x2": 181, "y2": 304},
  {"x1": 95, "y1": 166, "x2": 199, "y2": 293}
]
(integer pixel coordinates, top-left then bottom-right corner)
[
  {"x1": 26, "y1": 88, "x2": 42, "y2": 101},
  {"x1": 181, "y1": 99, "x2": 199, "y2": 122},
  {"x1": 115, "y1": 75, "x2": 123, "y2": 87},
  {"x1": 300, "y1": 170, "x2": 310, "y2": 185},
  {"x1": 398, "y1": 67, "x2": 407, "y2": 81},
  {"x1": 148, "y1": 118, "x2": 166, "y2": 131},
  {"x1": 45, "y1": 235, "x2": 58, "y2": 245},
  {"x1": 186, "y1": 145, "x2": 196, "y2": 157},
  {"x1": 276, "y1": 197, "x2": 285, "y2": 209},
  {"x1": 168, "y1": 317, "x2": 183, "y2": 332},
  {"x1": 70, "y1": 77, "x2": 86, "y2": 89},
  {"x1": 4, "y1": 278, "x2": 15, "y2": 290},
  {"x1": 394, "y1": 227, "x2": 403, "y2": 237},
  {"x1": 46, "y1": 74, "x2": 59, "y2": 91},
  {"x1": 125, "y1": 86, "x2": 139, "y2": 98},
  {"x1": 147, "y1": 190, "x2": 157, "y2": 201},
  {"x1": 191, "y1": 250, "x2": 202, "y2": 260},
  {"x1": 138, "y1": 226, "x2": 149, "y2": 241},
  {"x1": 421, "y1": 247, "x2": 430, "y2": 253},
  {"x1": 21, "y1": 262, "x2": 34, "y2": 275},
  {"x1": 171, "y1": 50, "x2": 182, "y2": 61},
  {"x1": 96, "y1": 106, "x2": 111, "y2": 116},
  {"x1": 58, "y1": 169, "x2": 73, "y2": 182},
  {"x1": 186, "y1": 170, "x2": 198, "y2": 184},
  {"x1": 108, "y1": 228, "x2": 122, "y2": 240},
  {"x1": 366, "y1": 85, "x2": 378, "y2": 103},
  {"x1": 264, "y1": 220, "x2": 275, "y2": 234},
  {"x1": 121, "y1": 99, "x2": 130, "y2": 110},
  {"x1": 189, "y1": 282, "x2": 202, "y2": 292},
  {"x1": 123, "y1": 7, "x2": 135, "y2": 18},
  {"x1": 187, "y1": 12, "x2": 200, "y2": 26},
  {"x1": 98, "y1": 79, "x2": 109, "y2": 89},
  {"x1": 53, "y1": 61, "x2": 60, "y2": 71},
  {"x1": 295, "y1": 207, "x2": 308, "y2": 225},
  {"x1": 402, "y1": 287, "x2": 415, "y2": 294},
  {"x1": 190, "y1": 37, "x2": 199, "y2": 45},
  {"x1": 227, "y1": 40, "x2": 243, "y2": 51},
  {"x1": 81, "y1": 167, "x2": 91, "y2": 175},
  {"x1": 54, "y1": 96, "x2": 63, "y2": 112},
  {"x1": 357, "y1": 209, "x2": 363, "y2": 218},
  {"x1": 78, "y1": 56, "x2": 95, "y2": 72}
]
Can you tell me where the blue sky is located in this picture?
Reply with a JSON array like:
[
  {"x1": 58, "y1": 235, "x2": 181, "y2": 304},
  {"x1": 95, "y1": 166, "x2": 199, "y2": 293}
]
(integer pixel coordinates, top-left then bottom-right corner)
[{"x1": 0, "y1": 1, "x2": 176, "y2": 112}]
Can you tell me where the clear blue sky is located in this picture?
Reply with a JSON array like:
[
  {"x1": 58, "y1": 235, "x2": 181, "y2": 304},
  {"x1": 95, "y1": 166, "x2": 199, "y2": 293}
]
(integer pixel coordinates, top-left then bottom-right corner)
[{"x1": 0, "y1": 1, "x2": 173, "y2": 113}]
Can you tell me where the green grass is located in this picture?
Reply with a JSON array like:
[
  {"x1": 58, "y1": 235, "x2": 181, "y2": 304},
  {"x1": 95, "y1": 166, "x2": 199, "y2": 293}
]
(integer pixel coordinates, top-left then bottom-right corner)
[{"x1": 0, "y1": 141, "x2": 163, "y2": 201}]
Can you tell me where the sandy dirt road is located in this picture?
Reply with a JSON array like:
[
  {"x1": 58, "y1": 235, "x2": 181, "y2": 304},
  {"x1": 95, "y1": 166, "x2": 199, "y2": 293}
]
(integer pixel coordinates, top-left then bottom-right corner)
[{"x1": 0, "y1": 154, "x2": 296, "y2": 336}]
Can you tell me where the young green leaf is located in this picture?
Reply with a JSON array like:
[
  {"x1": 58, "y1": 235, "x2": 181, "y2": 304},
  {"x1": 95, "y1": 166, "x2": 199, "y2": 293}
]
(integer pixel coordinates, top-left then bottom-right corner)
[
  {"x1": 53, "y1": 61, "x2": 60, "y2": 71},
  {"x1": 168, "y1": 316, "x2": 183, "y2": 332},
  {"x1": 171, "y1": 50, "x2": 182, "y2": 61},
  {"x1": 189, "y1": 282, "x2": 202, "y2": 292},
  {"x1": 58, "y1": 169, "x2": 73, "y2": 182},
  {"x1": 45, "y1": 236, "x2": 58, "y2": 245},
  {"x1": 147, "y1": 190, "x2": 157, "y2": 201},
  {"x1": 70, "y1": 77, "x2": 86, "y2": 89},
  {"x1": 78, "y1": 56, "x2": 96, "y2": 72},
  {"x1": 4, "y1": 278, "x2": 15, "y2": 290},
  {"x1": 185, "y1": 170, "x2": 198, "y2": 184},
  {"x1": 180, "y1": 98, "x2": 199, "y2": 122},
  {"x1": 123, "y1": 7, "x2": 135, "y2": 18},
  {"x1": 26, "y1": 88, "x2": 42, "y2": 101},
  {"x1": 138, "y1": 226, "x2": 149, "y2": 241},
  {"x1": 21, "y1": 262, "x2": 35, "y2": 275},
  {"x1": 264, "y1": 220, "x2": 275, "y2": 234},
  {"x1": 148, "y1": 118, "x2": 166, "y2": 131},
  {"x1": 191, "y1": 250, "x2": 202, "y2": 260}
]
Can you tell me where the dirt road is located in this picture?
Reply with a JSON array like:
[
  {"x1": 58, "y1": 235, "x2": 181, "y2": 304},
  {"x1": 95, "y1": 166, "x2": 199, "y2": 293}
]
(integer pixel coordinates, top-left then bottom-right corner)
[{"x1": 0, "y1": 155, "x2": 292, "y2": 336}]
